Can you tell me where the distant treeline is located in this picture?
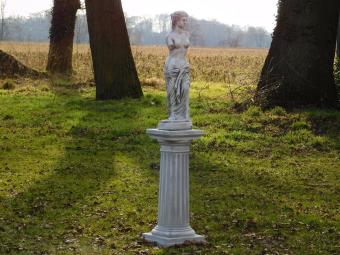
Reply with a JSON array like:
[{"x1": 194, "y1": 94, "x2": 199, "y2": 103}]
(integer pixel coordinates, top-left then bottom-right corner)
[{"x1": 2, "y1": 11, "x2": 272, "y2": 48}]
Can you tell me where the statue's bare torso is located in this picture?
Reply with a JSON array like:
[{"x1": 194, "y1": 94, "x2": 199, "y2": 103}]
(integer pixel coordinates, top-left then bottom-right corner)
[{"x1": 165, "y1": 31, "x2": 190, "y2": 71}]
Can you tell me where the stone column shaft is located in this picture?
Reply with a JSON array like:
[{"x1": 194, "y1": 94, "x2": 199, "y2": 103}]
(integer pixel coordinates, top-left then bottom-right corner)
[
  {"x1": 158, "y1": 144, "x2": 190, "y2": 228},
  {"x1": 143, "y1": 129, "x2": 205, "y2": 247}
]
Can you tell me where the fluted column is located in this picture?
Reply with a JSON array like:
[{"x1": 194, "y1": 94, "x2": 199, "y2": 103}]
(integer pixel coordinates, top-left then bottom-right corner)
[{"x1": 143, "y1": 129, "x2": 205, "y2": 247}]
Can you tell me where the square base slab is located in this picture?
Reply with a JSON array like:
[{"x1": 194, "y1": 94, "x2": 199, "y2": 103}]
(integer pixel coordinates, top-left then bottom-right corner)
[{"x1": 143, "y1": 232, "x2": 205, "y2": 247}]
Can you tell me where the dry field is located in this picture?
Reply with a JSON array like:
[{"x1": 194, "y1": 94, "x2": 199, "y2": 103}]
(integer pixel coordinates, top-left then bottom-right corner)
[{"x1": 0, "y1": 42, "x2": 267, "y2": 86}]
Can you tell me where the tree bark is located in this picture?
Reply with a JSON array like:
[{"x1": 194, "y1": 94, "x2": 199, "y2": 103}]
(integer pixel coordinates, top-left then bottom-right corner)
[
  {"x1": 337, "y1": 12, "x2": 340, "y2": 57},
  {"x1": 85, "y1": 0, "x2": 143, "y2": 100},
  {"x1": 255, "y1": 0, "x2": 340, "y2": 108},
  {"x1": 46, "y1": 0, "x2": 80, "y2": 75}
]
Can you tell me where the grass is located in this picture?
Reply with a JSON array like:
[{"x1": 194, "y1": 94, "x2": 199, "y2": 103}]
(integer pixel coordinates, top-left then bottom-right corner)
[{"x1": 0, "y1": 43, "x2": 340, "y2": 254}]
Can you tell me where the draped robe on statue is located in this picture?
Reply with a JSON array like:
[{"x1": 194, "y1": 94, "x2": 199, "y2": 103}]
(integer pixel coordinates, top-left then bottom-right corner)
[{"x1": 164, "y1": 31, "x2": 191, "y2": 121}]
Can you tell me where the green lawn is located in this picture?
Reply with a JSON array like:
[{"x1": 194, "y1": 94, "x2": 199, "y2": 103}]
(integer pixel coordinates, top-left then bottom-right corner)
[{"x1": 0, "y1": 80, "x2": 339, "y2": 254}]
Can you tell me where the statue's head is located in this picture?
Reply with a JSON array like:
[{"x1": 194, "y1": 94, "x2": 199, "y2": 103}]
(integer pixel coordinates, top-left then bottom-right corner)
[{"x1": 171, "y1": 11, "x2": 189, "y2": 30}]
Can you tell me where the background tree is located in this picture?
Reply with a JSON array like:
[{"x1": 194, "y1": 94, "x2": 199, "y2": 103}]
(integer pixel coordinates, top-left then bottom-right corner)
[
  {"x1": 1, "y1": 12, "x2": 272, "y2": 48},
  {"x1": 155, "y1": 14, "x2": 170, "y2": 34},
  {"x1": 74, "y1": 11, "x2": 88, "y2": 44},
  {"x1": 85, "y1": 0, "x2": 142, "y2": 100},
  {"x1": 0, "y1": 0, "x2": 6, "y2": 41},
  {"x1": 256, "y1": 0, "x2": 340, "y2": 108},
  {"x1": 188, "y1": 17, "x2": 205, "y2": 46},
  {"x1": 46, "y1": 0, "x2": 80, "y2": 75}
]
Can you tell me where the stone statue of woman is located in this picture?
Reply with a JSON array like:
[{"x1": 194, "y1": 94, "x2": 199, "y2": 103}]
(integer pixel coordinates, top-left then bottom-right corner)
[
  {"x1": 159, "y1": 11, "x2": 192, "y2": 130},
  {"x1": 144, "y1": 13, "x2": 205, "y2": 248}
]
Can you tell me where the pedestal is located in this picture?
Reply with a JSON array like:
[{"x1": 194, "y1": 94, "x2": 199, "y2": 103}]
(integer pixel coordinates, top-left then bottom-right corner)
[{"x1": 143, "y1": 128, "x2": 205, "y2": 247}]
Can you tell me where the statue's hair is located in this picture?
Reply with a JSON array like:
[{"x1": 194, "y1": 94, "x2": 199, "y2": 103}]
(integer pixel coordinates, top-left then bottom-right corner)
[{"x1": 171, "y1": 11, "x2": 189, "y2": 30}]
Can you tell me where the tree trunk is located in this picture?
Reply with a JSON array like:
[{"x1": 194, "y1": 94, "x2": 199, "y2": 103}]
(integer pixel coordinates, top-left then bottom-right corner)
[
  {"x1": 46, "y1": 0, "x2": 80, "y2": 75},
  {"x1": 337, "y1": 12, "x2": 340, "y2": 57},
  {"x1": 255, "y1": 0, "x2": 340, "y2": 108},
  {"x1": 85, "y1": 0, "x2": 143, "y2": 100}
]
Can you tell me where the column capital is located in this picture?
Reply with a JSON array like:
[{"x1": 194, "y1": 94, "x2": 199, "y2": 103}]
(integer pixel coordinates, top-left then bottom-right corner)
[{"x1": 147, "y1": 128, "x2": 204, "y2": 144}]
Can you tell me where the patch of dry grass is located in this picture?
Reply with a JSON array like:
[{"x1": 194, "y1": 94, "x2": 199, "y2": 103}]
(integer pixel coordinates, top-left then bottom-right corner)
[{"x1": 0, "y1": 42, "x2": 266, "y2": 86}]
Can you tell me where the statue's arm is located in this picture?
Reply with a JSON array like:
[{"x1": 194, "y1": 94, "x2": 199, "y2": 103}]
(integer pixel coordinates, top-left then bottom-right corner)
[{"x1": 166, "y1": 34, "x2": 176, "y2": 50}]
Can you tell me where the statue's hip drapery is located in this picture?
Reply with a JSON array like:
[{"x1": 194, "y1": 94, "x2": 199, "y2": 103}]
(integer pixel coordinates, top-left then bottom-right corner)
[{"x1": 164, "y1": 66, "x2": 190, "y2": 121}]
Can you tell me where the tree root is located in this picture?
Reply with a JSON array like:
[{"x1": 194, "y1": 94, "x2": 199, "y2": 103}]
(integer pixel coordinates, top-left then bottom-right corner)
[{"x1": 0, "y1": 50, "x2": 45, "y2": 78}]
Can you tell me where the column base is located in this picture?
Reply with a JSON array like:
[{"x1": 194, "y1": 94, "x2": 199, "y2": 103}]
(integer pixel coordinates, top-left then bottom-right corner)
[{"x1": 143, "y1": 225, "x2": 206, "y2": 247}]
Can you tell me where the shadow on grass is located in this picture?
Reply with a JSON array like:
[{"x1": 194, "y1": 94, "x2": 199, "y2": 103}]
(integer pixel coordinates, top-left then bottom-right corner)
[
  {"x1": 1, "y1": 87, "x2": 339, "y2": 254},
  {"x1": 0, "y1": 88, "x2": 169, "y2": 254},
  {"x1": 0, "y1": 93, "x2": 129, "y2": 254},
  {"x1": 1, "y1": 148, "x2": 118, "y2": 254},
  {"x1": 305, "y1": 109, "x2": 340, "y2": 150}
]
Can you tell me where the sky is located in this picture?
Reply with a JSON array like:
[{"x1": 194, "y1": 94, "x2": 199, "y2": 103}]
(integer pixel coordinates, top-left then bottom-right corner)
[{"x1": 5, "y1": 0, "x2": 279, "y2": 32}]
